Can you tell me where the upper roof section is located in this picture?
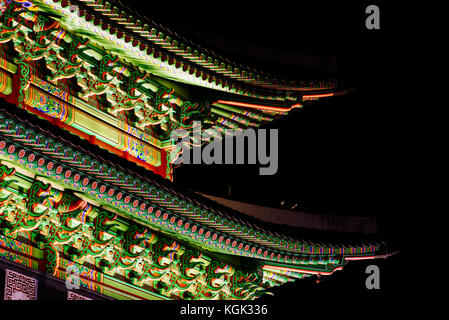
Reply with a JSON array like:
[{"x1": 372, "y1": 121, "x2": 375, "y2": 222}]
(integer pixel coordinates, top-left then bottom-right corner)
[{"x1": 33, "y1": 0, "x2": 346, "y2": 103}]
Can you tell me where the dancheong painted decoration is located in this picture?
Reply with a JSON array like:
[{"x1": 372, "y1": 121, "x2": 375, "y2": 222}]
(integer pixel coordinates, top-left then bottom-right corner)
[{"x1": 0, "y1": 0, "x2": 391, "y2": 300}]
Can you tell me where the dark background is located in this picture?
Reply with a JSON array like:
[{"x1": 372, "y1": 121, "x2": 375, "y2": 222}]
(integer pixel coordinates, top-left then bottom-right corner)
[{"x1": 122, "y1": 0, "x2": 404, "y2": 305}]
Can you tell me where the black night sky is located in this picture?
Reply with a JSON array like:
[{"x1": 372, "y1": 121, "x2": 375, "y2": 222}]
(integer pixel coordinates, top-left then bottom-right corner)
[
  {"x1": 136, "y1": 1, "x2": 399, "y2": 219},
  {"x1": 119, "y1": 1, "x2": 404, "y2": 306}
]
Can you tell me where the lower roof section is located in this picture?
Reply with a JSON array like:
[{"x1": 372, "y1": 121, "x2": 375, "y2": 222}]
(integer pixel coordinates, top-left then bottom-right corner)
[{"x1": 0, "y1": 99, "x2": 392, "y2": 299}]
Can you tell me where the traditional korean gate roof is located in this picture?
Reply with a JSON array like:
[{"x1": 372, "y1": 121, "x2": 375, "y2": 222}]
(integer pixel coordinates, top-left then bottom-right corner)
[
  {"x1": 0, "y1": 0, "x2": 394, "y2": 300},
  {"x1": 0, "y1": 100, "x2": 391, "y2": 299}
]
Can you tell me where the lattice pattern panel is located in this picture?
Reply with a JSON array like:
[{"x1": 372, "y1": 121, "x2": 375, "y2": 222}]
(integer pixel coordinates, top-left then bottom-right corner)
[
  {"x1": 67, "y1": 291, "x2": 91, "y2": 300},
  {"x1": 4, "y1": 269, "x2": 38, "y2": 300}
]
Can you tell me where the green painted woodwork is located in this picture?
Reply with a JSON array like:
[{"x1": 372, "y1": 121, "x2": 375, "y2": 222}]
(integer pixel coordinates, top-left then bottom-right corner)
[{"x1": 0, "y1": 162, "x2": 279, "y2": 300}]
